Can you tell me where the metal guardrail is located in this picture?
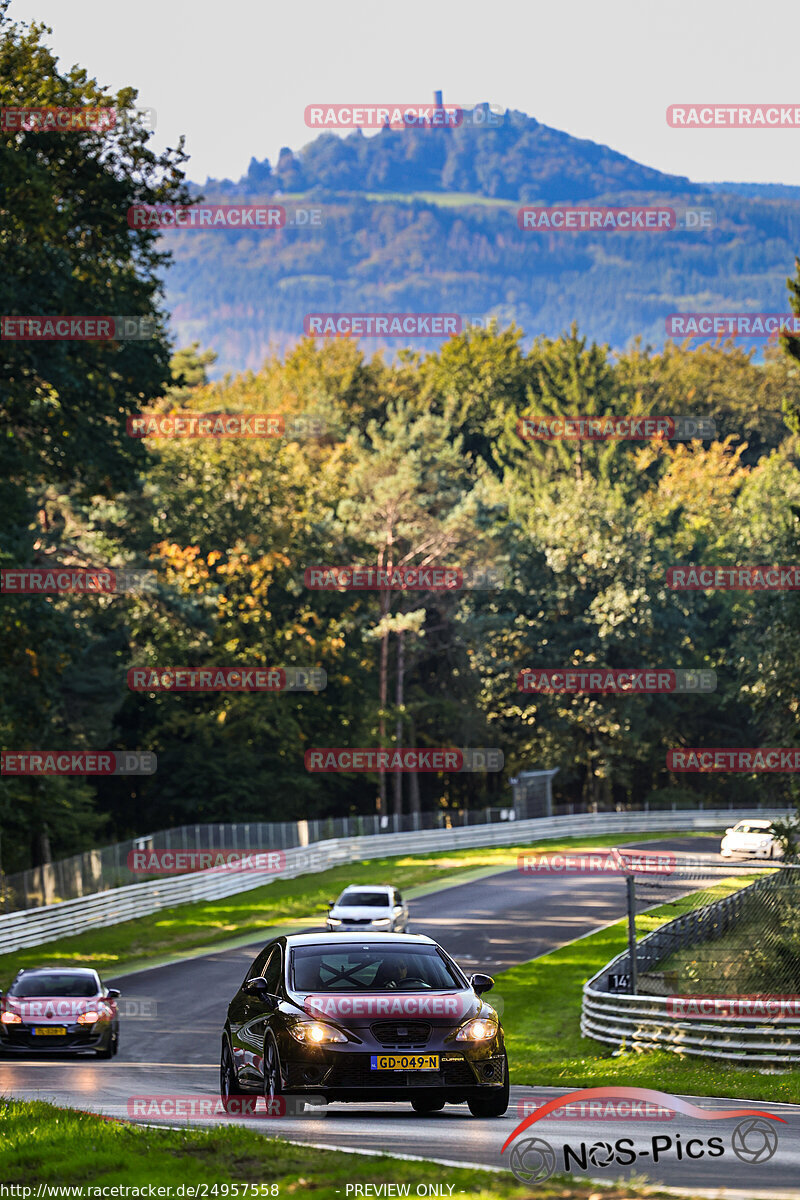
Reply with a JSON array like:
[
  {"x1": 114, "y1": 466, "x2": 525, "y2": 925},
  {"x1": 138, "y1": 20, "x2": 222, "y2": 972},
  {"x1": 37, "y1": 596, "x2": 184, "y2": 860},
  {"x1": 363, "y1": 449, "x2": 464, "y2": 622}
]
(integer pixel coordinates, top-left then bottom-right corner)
[
  {"x1": 0, "y1": 807, "x2": 523, "y2": 912},
  {"x1": 582, "y1": 858, "x2": 800, "y2": 1063},
  {"x1": 0, "y1": 808, "x2": 784, "y2": 957}
]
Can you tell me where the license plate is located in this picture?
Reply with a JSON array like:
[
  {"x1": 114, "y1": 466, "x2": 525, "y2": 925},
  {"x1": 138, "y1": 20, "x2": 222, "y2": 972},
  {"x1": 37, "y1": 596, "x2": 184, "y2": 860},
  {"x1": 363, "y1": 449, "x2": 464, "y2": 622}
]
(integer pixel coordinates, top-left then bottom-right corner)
[
  {"x1": 32, "y1": 1026, "x2": 67, "y2": 1036},
  {"x1": 370, "y1": 1054, "x2": 439, "y2": 1071}
]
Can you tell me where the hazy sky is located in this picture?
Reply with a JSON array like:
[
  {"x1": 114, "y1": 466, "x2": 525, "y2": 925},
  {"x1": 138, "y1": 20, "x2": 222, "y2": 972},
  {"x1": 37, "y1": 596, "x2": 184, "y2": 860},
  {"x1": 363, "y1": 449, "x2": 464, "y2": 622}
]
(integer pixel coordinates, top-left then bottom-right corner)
[{"x1": 8, "y1": 0, "x2": 800, "y2": 186}]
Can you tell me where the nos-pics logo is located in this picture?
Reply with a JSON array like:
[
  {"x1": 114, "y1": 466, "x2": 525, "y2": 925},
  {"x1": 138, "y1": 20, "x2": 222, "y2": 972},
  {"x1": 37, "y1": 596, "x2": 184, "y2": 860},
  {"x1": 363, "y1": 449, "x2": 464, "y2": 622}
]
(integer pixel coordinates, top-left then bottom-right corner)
[{"x1": 503, "y1": 1088, "x2": 782, "y2": 1184}]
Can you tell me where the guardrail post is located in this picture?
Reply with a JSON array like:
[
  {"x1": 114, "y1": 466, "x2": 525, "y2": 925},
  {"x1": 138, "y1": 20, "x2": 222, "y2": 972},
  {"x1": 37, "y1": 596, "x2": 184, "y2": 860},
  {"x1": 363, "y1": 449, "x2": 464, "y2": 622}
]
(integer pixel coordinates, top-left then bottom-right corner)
[{"x1": 626, "y1": 874, "x2": 638, "y2": 995}]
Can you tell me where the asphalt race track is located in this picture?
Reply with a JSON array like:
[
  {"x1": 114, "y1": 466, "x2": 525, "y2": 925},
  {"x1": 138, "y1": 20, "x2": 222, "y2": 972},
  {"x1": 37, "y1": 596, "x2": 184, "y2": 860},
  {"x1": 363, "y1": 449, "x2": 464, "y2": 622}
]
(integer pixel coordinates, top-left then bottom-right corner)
[{"x1": 1, "y1": 837, "x2": 798, "y2": 1197}]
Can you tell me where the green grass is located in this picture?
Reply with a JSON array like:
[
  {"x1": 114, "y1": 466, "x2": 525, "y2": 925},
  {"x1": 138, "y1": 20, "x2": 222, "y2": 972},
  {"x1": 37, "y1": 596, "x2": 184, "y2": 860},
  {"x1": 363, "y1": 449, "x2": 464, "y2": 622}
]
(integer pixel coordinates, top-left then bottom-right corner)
[
  {"x1": 498, "y1": 875, "x2": 800, "y2": 1101},
  {"x1": 0, "y1": 1098, "x2": 699, "y2": 1198},
  {"x1": 364, "y1": 191, "x2": 516, "y2": 208},
  {"x1": 0, "y1": 832, "x2": 700, "y2": 982}
]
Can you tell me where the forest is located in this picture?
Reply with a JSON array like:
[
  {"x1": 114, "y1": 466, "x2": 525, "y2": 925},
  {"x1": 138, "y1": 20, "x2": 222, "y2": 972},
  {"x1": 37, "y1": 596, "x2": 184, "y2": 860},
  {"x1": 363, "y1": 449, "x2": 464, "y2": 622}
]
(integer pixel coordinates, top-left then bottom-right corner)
[{"x1": 1, "y1": 5, "x2": 800, "y2": 874}]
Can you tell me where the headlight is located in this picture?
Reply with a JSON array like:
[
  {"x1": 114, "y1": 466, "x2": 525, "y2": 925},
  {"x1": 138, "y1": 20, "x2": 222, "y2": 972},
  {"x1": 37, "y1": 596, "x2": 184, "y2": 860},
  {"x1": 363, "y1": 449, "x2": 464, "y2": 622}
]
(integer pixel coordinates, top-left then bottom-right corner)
[
  {"x1": 327, "y1": 918, "x2": 342, "y2": 925},
  {"x1": 455, "y1": 1017, "x2": 498, "y2": 1041},
  {"x1": 77, "y1": 1011, "x2": 100, "y2": 1025},
  {"x1": 371, "y1": 918, "x2": 392, "y2": 926},
  {"x1": 1, "y1": 1011, "x2": 22, "y2": 1025},
  {"x1": 288, "y1": 1021, "x2": 347, "y2": 1044}
]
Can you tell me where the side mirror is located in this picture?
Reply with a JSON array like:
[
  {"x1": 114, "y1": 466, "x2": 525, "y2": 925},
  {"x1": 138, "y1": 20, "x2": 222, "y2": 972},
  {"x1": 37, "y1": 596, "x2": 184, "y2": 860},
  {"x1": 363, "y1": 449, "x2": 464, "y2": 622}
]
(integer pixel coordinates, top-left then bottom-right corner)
[
  {"x1": 327, "y1": 900, "x2": 336, "y2": 908},
  {"x1": 244, "y1": 976, "x2": 270, "y2": 995},
  {"x1": 725, "y1": 828, "x2": 734, "y2": 835},
  {"x1": 106, "y1": 988, "x2": 121, "y2": 999},
  {"x1": 470, "y1": 973, "x2": 494, "y2": 995}
]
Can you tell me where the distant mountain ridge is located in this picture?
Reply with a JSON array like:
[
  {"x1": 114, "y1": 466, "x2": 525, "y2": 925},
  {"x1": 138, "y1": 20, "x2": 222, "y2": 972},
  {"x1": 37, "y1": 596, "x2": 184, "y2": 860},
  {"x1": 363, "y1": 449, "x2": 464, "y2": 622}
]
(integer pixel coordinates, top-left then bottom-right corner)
[
  {"x1": 161, "y1": 98, "x2": 800, "y2": 376},
  {"x1": 197, "y1": 99, "x2": 701, "y2": 203}
]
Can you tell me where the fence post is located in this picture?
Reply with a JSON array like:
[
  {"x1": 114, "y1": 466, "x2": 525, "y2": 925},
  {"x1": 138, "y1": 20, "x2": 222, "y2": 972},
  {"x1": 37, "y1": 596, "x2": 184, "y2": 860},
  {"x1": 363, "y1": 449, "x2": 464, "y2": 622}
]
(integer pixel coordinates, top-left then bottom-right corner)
[{"x1": 626, "y1": 874, "x2": 638, "y2": 995}]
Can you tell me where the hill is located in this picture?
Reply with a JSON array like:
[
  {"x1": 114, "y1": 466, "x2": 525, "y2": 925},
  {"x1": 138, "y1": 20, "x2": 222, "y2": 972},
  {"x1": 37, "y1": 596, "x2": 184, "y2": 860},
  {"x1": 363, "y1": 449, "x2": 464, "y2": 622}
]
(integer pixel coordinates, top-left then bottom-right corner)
[{"x1": 161, "y1": 101, "x2": 800, "y2": 374}]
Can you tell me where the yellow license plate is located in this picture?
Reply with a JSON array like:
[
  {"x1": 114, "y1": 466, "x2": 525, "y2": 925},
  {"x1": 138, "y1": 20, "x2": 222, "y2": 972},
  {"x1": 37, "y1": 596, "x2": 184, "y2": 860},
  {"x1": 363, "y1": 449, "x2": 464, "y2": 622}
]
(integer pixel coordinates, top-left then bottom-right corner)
[
  {"x1": 370, "y1": 1054, "x2": 439, "y2": 1071},
  {"x1": 33, "y1": 1026, "x2": 67, "y2": 1036}
]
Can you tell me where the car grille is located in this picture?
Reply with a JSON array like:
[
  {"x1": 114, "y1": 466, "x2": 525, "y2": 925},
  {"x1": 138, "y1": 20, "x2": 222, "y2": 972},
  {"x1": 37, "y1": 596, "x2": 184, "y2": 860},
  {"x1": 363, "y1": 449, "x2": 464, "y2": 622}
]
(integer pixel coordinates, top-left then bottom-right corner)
[
  {"x1": 371, "y1": 1021, "x2": 431, "y2": 1048},
  {"x1": 339, "y1": 917, "x2": 372, "y2": 924}
]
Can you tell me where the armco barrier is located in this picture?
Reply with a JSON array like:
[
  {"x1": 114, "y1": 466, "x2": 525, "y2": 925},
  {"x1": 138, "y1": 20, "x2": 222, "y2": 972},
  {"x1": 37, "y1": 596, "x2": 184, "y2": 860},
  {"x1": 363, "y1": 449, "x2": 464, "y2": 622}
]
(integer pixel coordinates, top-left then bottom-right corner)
[
  {"x1": 582, "y1": 854, "x2": 800, "y2": 1064},
  {"x1": 0, "y1": 809, "x2": 786, "y2": 956}
]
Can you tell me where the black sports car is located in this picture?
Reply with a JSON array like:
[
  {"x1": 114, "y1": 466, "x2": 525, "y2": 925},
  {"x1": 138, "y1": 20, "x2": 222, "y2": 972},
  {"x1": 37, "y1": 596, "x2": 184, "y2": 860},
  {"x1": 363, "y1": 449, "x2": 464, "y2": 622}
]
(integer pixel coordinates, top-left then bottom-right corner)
[
  {"x1": 0, "y1": 967, "x2": 120, "y2": 1057},
  {"x1": 220, "y1": 932, "x2": 508, "y2": 1116}
]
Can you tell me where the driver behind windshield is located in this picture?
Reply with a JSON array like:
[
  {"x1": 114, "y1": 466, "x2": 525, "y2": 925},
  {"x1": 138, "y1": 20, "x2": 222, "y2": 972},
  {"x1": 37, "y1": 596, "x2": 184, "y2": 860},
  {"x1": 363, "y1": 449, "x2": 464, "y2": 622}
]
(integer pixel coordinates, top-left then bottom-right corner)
[{"x1": 291, "y1": 946, "x2": 461, "y2": 992}]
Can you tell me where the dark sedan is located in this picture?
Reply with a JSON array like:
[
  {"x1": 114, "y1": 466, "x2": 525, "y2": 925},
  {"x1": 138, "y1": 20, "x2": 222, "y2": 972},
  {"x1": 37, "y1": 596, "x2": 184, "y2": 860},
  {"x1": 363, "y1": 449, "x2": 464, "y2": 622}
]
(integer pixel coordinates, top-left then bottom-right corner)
[
  {"x1": 220, "y1": 932, "x2": 508, "y2": 1116},
  {"x1": 0, "y1": 967, "x2": 120, "y2": 1057}
]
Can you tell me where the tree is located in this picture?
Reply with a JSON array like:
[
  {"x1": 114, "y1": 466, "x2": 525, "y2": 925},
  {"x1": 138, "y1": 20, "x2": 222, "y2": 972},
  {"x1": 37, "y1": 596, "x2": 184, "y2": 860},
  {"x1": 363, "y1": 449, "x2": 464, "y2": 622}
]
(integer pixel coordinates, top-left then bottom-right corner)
[
  {"x1": 337, "y1": 401, "x2": 485, "y2": 816},
  {"x1": 0, "y1": 3, "x2": 190, "y2": 867}
]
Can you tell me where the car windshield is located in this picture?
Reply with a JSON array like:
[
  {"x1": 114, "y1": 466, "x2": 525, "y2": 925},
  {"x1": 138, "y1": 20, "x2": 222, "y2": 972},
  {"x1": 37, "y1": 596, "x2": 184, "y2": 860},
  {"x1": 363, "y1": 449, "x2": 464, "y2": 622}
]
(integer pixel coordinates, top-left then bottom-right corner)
[
  {"x1": 734, "y1": 823, "x2": 770, "y2": 834},
  {"x1": 9, "y1": 972, "x2": 99, "y2": 998},
  {"x1": 290, "y1": 945, "x2": 463, "y2": 992},
  {"x1": 337, "y1": 891, "x2": 391, "y2": 907}
]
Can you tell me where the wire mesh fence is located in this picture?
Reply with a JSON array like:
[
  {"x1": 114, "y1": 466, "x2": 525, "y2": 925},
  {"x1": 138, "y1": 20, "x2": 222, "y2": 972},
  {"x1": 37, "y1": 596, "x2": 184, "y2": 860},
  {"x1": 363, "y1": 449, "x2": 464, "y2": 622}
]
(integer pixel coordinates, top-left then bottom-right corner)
[
  {"x1": 629, "y1": 856, "x2": 800, "y2": 1001},
  {"x1": 0, "y1": 807, "x2": 519, "y2": 912}
]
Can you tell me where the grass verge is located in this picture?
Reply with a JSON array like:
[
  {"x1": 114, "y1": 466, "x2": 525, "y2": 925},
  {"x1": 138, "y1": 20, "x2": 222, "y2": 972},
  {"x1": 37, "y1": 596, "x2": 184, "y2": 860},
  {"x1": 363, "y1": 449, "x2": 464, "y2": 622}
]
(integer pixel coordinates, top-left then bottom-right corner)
[
  {"x1": 0, "y1": 1098, "x2": 699, "y2": 1198},
  {"x1": 498, "y1": 876, "x2": 800, "y2": 1102},
  {"x1": 0, "y1": 832, "x2": 700, "y2": 982}
]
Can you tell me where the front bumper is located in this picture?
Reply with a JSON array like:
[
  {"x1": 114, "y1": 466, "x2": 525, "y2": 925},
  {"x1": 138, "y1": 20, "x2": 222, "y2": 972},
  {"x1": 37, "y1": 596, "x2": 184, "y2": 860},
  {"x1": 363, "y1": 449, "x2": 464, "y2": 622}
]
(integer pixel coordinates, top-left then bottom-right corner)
[
  {"x1": 721, "y1": 842, "x2": 775, "y2": 858},
  {"x1": 0, "y1": 1022, "x2": 111, "y2": 1053},
  {"x1": 277, "y1": 1039, "x2": 506, "y2": 1101}
]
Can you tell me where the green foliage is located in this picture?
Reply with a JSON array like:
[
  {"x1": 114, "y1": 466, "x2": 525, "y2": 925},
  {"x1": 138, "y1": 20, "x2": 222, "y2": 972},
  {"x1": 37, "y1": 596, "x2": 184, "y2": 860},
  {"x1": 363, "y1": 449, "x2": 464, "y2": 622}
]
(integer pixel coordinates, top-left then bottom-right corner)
[{"x1": 3, "y1": 12, "x2": 800, "y2": 874}]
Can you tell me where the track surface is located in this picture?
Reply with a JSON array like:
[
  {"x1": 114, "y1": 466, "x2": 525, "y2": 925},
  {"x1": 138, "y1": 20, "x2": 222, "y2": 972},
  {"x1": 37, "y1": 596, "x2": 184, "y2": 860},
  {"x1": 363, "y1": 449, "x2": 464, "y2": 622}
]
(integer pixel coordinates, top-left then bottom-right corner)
[{"x1": 1, "y1": 837, "x2": 797, "y2": 1195}]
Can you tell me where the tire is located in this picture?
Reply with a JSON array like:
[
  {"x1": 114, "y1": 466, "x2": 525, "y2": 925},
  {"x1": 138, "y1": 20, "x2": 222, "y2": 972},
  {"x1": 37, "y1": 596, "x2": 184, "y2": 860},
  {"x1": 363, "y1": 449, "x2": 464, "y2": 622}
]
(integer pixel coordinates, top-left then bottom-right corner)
[
  {"x1": 411, "y1": 1096, "x2": 446, "y2": 1114},
  {"x1": 96, "y1": 1026, "x2": 117, "y2": 1059},
  {"x1": 220, "y1": 1037, "x2": 249, "y2": 1112},
  {"x1": 467, "y1": 1056, "x2": 509, "y2": 1118},
  {"x1": 263, "y1": 1033, "x2": 284, "y2": 1111}
]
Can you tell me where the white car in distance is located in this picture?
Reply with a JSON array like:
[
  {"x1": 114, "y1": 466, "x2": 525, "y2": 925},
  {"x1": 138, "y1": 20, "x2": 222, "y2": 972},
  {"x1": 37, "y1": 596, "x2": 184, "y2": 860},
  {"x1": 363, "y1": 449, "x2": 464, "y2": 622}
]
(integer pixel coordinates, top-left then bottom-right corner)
[
  {"x1": 326, "y1": 885, "x2": 409, "y2": 933},
  {"x1": 720, "y1": 819, "x2": 784, "y2": 860}
]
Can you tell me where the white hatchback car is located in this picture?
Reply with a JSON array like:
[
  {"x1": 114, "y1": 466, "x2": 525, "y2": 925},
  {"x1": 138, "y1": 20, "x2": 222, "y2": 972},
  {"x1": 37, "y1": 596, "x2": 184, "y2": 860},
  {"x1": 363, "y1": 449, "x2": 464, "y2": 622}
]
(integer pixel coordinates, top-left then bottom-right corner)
[
  {"x1": 720, "y1": 819, "x2": 784, "y2": 859},
  {"x1": 326, "y1": 885, "x2": 409, "y2": 933}
]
